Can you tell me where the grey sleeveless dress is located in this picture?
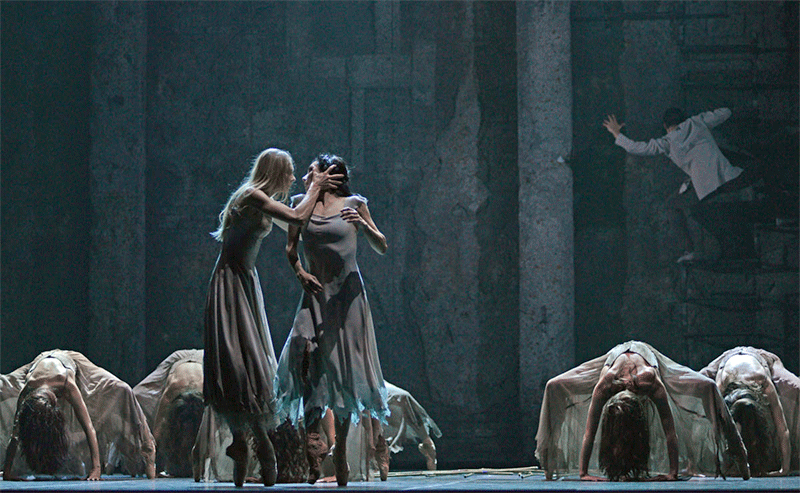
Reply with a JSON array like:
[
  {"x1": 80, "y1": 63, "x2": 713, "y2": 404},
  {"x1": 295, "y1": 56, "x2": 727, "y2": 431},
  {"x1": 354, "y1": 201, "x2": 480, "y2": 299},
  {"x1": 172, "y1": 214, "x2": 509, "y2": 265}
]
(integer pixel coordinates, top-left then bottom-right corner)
[
  {"x1": 276, "y1": 195, "x2": 388, "y2": 423},
  {"x1": 203, "y1": 202, "x2": 278, "y2": 423}
]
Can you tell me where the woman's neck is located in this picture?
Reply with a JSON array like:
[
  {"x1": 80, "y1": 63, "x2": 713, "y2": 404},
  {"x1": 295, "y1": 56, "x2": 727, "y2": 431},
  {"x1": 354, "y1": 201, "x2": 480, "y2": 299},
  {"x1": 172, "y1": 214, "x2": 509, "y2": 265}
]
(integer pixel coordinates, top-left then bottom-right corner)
[{"x1": 313, "y1": 192, "x2": 344, "y2": 215}]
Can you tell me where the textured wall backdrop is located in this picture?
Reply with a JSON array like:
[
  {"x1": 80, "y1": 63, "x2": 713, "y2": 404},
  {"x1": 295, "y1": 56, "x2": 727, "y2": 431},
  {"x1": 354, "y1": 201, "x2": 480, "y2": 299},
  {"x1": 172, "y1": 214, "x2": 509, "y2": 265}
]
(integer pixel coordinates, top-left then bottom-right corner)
[{"x1": 1, "y1": 0, "x2": 797, "y2": 469}]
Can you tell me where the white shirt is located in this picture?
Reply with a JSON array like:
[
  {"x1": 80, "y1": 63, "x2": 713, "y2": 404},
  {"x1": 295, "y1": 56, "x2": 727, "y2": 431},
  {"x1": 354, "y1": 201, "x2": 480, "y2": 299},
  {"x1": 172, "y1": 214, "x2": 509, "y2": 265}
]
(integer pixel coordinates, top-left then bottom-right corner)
[{"x1": 615, "y1": 108, "x2": 743, "y2": 200}]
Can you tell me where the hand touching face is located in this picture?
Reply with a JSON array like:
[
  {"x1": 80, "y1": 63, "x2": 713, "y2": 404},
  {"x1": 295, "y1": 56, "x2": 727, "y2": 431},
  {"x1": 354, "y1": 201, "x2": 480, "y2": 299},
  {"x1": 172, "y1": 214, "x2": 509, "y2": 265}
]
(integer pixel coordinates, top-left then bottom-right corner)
[{"x1": 303, "y1": 161, "x2": 344, "y2": 192}]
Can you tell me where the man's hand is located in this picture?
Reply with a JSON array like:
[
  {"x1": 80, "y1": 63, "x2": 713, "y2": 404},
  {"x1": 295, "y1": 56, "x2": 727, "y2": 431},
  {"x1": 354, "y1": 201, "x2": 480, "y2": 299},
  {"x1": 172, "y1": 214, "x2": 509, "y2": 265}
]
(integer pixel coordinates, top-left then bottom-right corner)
[{"x1": 603, "y1": 114, "x2": 625, "y2": 138}]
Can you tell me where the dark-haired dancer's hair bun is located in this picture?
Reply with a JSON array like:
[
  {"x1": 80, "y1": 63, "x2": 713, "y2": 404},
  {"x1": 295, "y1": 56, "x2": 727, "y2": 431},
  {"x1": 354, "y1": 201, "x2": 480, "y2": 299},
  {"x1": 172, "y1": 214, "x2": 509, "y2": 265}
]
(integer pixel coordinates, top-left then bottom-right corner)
[{"x1": 315, "y1": 153, "x2": 352, "y2": 196}]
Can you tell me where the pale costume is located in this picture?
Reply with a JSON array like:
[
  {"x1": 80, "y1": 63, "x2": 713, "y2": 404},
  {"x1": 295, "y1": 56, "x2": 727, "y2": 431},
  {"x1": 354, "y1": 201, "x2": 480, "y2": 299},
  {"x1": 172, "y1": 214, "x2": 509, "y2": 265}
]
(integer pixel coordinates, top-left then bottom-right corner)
[
  {"x1": 204, "y1": 202, "x2": 279, "y2": 425},
  {"x1": 536, "y1": 341, "x2": 743, "y2": 478},
  {"x1": 192, "y1": 406, "x2": 259, "y2": 482},
  {"x1": 133, "y1": 349, "x2": 203, "y2": 476},
  {"x1": 322, "y1": 381, "x2": 442, "y2": 480},
  {"x1": 700, "y1": 346, "x2": 800, "y2": 473},
  {"x1": 383, "y1": 382, "x2": 441, "y2": 457},
  {"x1": 0, "y1": 350, "x2": 155, "y2": 477},
  {"x1": 275, "y1": 194, "x2": 388, "y2": 424},
  {"x1": 133, "y1": 349, "x2": 203, "y2": 432},
  {"x1": 133, "y1": 348, "x2": 245, "y2": 482},
  {"x1": 133, "y1": 349, "x2": 286, "y2": 483}
]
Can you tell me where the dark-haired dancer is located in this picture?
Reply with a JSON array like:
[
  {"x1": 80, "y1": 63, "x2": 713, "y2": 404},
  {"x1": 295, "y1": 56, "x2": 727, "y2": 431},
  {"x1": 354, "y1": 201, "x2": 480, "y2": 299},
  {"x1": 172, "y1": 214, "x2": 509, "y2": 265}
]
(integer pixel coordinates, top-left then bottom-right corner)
[
  {"x1": 276, "y1": 154, "x2": 389, "y2": 486},
  {"x1": 701, "y1": 347, "x2": 800, "y2": 476},
  {"x1": 536, "y1": 341, "x2": 750, "y2": 481},
  {"x1": 1, "y1": 350, "x2": 155, "y2": 480},
  {"x1": 204, "y1": 148, "x2": 341, "y2": 487},
  {"x1": 603, "y1": 108, "x2": 752, "y2": 261},
  {"x1": 133, "y1": 349, "x2": 204, "y2": 477}
]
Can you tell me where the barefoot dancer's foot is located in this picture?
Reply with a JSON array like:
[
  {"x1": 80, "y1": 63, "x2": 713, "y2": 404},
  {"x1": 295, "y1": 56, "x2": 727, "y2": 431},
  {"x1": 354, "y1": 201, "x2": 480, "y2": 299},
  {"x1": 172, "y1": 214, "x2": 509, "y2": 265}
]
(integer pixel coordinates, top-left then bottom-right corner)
[{"x1": 419, "y1": 438, "x2": 437, "y2": 471}]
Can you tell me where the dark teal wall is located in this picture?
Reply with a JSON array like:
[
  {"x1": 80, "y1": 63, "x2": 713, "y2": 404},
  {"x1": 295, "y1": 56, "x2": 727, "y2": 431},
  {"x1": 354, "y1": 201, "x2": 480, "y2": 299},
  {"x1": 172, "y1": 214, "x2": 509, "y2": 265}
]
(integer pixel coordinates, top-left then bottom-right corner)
[{"x1": 1, "y1": 1, "x2": 92, "y2": 367}]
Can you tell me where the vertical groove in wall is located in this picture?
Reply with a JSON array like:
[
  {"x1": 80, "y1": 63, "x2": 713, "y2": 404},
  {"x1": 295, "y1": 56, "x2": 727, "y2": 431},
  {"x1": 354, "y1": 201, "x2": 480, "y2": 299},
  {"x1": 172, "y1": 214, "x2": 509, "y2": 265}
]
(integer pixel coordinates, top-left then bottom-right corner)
[
  {"x1": 88, "y1": 1, "x2": 148, "y2": 382},
  {"x1": 474, "y1": 0, "x2": 521, "y2": 465}
]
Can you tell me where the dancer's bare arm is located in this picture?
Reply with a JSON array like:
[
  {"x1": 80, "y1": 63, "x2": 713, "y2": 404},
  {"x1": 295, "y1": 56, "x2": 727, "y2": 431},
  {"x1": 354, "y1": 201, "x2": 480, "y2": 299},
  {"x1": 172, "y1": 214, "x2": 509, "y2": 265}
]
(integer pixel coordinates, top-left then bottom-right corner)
[
  {"x1": 649, "y1": 381, "x2": 678, "y2": 481},
  {"x1": 763, "y1": 379, "x2": 790, "y2": 476},
  {"x1": 248, "y1": 167, "x2": 342, "y2": 225},
  {"x1": 64, "y1": 377, "x2": 101, "y2": 480},
  {"x1": 286, "y1": 224, "x2": 322, "y2": 294},
  {"x1": 579, "y1": 377, "x2": 611, "y2": 481},
  {"x1": 340, "y1": 202, "x2": 387, "y2": 254}
]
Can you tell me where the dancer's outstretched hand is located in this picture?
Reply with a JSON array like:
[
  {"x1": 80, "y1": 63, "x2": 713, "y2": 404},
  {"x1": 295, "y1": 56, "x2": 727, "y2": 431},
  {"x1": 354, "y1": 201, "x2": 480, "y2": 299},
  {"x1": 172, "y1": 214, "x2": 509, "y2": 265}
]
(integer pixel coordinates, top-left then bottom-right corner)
[{"x1": 602, "y1": 114, "x2": 625, "y2": 137}]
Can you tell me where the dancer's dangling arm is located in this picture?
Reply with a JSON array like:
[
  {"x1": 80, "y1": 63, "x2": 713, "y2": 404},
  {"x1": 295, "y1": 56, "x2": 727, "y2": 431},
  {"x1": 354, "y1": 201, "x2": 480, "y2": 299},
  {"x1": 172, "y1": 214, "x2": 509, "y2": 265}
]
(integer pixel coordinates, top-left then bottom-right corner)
[{"x1": 286, "y1": 224, "x2": 323, "y2": 295}]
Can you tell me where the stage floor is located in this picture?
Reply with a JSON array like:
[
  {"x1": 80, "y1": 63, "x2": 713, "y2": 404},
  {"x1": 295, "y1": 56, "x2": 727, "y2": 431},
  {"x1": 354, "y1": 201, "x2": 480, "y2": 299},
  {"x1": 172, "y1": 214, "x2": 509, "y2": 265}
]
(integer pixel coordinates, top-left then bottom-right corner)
[{"x1": 0, "y1": 470, "x2": 797, "y2": 493}]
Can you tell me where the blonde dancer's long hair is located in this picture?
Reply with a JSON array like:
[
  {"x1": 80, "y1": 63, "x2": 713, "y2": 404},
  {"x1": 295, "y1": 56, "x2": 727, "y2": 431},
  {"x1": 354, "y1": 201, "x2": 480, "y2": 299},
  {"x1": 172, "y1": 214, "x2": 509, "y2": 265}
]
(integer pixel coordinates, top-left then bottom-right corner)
[{"x1": 212, "y1": 148, "x2": 294, "y2": 241}]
